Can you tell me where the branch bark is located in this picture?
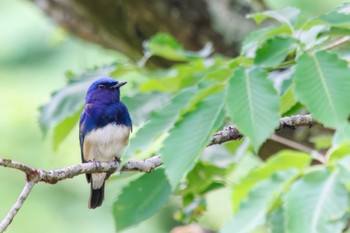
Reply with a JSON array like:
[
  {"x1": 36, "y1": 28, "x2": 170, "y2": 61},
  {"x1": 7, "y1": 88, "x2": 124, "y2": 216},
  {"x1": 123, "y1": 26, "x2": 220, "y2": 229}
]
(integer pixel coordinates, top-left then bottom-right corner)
[
  {"x1": 0, "y1": 114, "x2": 319, "y2": 232},
  {"x1": 0, "y1": 182, "x2": 35, "y2": 233}
]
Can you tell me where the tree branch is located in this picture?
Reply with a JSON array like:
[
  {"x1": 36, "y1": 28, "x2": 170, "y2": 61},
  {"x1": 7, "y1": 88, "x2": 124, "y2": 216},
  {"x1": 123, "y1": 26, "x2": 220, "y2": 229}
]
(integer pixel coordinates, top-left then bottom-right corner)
[
  {"x1": 209, "y1": 114, "x2": 319, "y2": 146},
  {"x1": 0, "y1": 114, "x2": 319, "y2": 232},
  {"x1": 0, "y1": 181, "x2": 35, "y2": 233}
]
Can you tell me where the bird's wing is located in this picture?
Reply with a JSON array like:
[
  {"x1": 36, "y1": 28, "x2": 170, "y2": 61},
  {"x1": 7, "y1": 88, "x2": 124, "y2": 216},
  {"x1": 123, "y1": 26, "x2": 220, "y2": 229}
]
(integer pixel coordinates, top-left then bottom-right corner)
[
  {"x1": 79, "y1": 110, "x2": 92, "y2": 183},
  {"x1": 79, "y1": 110, "x2": 87, "y2": 163}
]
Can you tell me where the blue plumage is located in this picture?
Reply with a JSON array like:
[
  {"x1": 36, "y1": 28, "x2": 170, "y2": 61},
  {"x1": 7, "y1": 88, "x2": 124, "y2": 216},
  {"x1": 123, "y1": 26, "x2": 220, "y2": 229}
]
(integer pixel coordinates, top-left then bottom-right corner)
[{"x1": 79, "y1": 77, "x2": 132, "y2": 209}]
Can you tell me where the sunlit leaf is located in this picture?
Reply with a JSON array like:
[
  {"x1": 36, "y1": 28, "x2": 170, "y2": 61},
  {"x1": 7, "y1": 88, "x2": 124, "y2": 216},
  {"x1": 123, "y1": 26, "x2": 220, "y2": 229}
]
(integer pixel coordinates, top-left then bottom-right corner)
[
  {"x1": 255, "y1": 37, "x2": 295, "y2": 68},
  {"x1": 139, "y1": 60, "x2": 206, "y2": 93},
  {"x1": 143, "y1": 33, "x2": 212, "y2": 61},
  {"x1": 310, "y1": 134, "x2": 332, "y2": 150},
  {"x1": 280, "y1": 87, "x2": 298, "y2": 115},
  {"x1": 293, "y1": 51, "x2": 350, "y2": 128},
  {"x1": 329, "y1": 143, "x2": 350, "y2": 163},
  {"x1": 221, "y1": 169, "x2": 298, "y2": 233},
  {"x1": 113, "y1": 169, "x2": 171, "y2": 231},
  {"x1": 161, "y1": 92, "x2": 225, "y2": 190},
  {"x1": 298, "y1": 25, "x2": 330, "y2": 50},
  {"x1": 248, "y1": 7, "x2": 300, "y2": 30},
  {"x1": 232, "y1": 150, "x2": 310, "y2": 211},
  {"x1": 241, "y1": 25, "x2": 291, "y2": 57},
  {"x1": 226, "y1": 67, "x2": 280, "y2": 151},
  {"x1": 284, "y1": 167, "x2": 348, "y2": 233}
]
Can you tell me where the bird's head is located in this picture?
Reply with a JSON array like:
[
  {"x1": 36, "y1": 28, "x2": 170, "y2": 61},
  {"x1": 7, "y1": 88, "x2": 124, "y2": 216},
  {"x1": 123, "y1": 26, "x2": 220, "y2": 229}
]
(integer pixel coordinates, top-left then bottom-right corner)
[{"x1": 85, "y1": 77, "x2": 127, "y2": 104}]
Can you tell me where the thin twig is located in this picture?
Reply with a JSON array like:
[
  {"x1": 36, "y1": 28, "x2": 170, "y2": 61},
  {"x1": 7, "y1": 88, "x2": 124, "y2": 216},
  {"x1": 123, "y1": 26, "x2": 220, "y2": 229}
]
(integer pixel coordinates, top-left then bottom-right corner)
[
  {"x1": 321, "y1": 36, "x2": 350, "y2": 51},
  {"x1": 209, "y1": 114, "x2": 319, "y2": 146},
  {"x1": 270, "y1": 134, "x2": 314, "y2": 154},
  {"x1": 270, "y1": 134, "x2": 325, "y2": 163},
  {"x1": 0, "y1": 181, "x2": 35, "y2": 233}
]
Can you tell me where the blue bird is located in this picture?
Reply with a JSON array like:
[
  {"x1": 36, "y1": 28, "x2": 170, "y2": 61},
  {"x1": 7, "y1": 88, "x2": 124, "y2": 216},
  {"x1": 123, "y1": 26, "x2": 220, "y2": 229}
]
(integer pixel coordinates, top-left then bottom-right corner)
[{"x1": 79, "y1": 77, "x2": 132, "y2": 209}]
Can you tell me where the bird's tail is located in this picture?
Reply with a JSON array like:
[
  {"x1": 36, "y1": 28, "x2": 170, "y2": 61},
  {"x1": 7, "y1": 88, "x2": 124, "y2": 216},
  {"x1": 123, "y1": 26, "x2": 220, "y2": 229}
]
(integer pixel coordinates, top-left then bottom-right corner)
[{"x1": 89, "y1": 173, "x2": 106, "y2": 209}]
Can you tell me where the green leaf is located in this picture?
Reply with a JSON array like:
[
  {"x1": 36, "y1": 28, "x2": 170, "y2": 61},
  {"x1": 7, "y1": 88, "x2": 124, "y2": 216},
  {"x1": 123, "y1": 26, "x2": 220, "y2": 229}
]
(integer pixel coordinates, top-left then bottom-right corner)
[
  {"x1": 310, "y1": 134, "x2": 332, "y2": 150},
  {"x1": 226, "y1": 67, "x2": 280, "y2": 151},
  {"x1": 333, "y1": 124, "x2": 350, "y2": 147},
  {"x1": 161, "y1": 92, "x2": 225, "y2": 190},
  {"x1": 241, "y1": 25, "x2": 292, "y2": 57},
  {"x1": 329, "y1": 143, "x2": 350, "y2": 163},
  {"x1": 139, "y1": 60, "x2": 208, "y2": 93},
  {"x1": 298, "y1": 25, "x2": 330, "y2": 50},
  {"x1": 284, "y1": 168, "x2": 348, "y2": 233},
  {"x1": 337, "y1": 155, "x2": 350, "y2": 188},
  {"x1": 123, "y1": 87, "x2": 197, "y2": 161},
  {"x1": 280, "y1": 87, "x2": 298, "y2": 115},
  {"x1": 183, "y1": 162, "x2": 228, "y2": 195},
  {"x1": 320, "y1": 3, "x2": 350, "y2": 27},
  {"x1": 255, "y1": 37, "x2": 295, "y2": 68},
  {"x1": 113, "y1": 169, "x2": 171, "y2": 231},
  {"x1": 52, "y1": 107, "x2": 82, "y2": 150},
  {"x1": 232, "y1": 150, "x2": 311, "y2": 212},
  {"x1": 39, "y1": 65, "x2": 115, "y2": 135},
  {"x1": 221, "y1": 169, "x2": 298, "y2": 233},
  {"x1": 268, "y1": 208, "x2": 284, "y2": 233},
  {"x1": 248, "y1": 7, "x2": 300, "y2": 30},
  {"x1": 143, "y1": 33, "x2": 212, "y2": 61},
  {"x1": 293, "y1": 51, "x2": 350, "y2": 128}
]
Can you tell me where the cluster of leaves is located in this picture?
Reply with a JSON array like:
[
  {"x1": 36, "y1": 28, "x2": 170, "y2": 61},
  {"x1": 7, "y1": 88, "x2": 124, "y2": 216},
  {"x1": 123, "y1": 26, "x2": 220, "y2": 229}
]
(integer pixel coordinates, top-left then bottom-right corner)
[{"x1": 40, "y1": 3, "x2": 350, "y2": 233}]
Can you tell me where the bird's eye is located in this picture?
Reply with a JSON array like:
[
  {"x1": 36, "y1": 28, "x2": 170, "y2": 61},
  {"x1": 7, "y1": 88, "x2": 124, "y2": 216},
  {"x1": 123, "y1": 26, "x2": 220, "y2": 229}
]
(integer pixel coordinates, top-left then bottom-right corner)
[{"x1": 98, "y1": 84, "x2": 106, "y2": 89}]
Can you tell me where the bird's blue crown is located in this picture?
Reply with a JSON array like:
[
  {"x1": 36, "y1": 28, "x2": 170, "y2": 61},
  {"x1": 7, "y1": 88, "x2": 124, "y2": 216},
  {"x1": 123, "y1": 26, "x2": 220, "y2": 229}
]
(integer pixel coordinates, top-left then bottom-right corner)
[{"x1": 85, "y1": 77, "x2": 127, "y2": 104}]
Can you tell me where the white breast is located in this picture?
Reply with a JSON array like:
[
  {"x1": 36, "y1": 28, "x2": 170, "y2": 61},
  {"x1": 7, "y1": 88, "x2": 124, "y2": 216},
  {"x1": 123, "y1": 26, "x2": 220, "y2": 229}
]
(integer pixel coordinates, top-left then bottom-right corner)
[{"x1": 83, "y1": 124, "x2": 131, "y2": 162}]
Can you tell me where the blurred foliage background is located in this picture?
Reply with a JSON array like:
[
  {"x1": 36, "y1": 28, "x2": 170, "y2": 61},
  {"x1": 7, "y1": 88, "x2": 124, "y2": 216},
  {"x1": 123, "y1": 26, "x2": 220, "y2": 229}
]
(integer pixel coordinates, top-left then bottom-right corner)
[{"x1": 0, "y1": 0, "x2": 348, "y2": 233}]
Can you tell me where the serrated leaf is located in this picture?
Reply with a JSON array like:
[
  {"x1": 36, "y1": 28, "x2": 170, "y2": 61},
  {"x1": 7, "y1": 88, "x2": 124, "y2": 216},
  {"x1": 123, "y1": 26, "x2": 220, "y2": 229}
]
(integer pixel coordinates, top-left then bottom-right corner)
[
  {"x1": 248, "y1": 7, "x2": 300, "y2": 30},
  {"x1": 161, "y1": 92, "x2": 225, "y2": 190},
  {"x1": 232, "y1": 150, "x2": 310, "y2": 212},
  {"x1": 284, "y1": 168, "x2": 348, "y2": 233},
  {"x1": 320, "y1": 3, "x2": 350, "y2": 27},
  {"x1": 113, "y1": 169, "x2": 171, "y2": 231},
  {"x1": 255, "y1": 37, "x2": 295, "y2": 68},
  {"x1": 298, "y1": 25, "x2": 330, "y2": 50},
  {"x1": 241, "y1": 25, "x2": 291, "y2": 57},
  {"x1": 123, "y1": 87, "x2": 197, "y2": 161},
  {"x1": 226, "y1": 67, "x2": 280, "y2": 151},
  {"x1": 221, "y1": 169, "x2": 298, "y2": 233},
  {"x1": 293, "y1": 51, "x2": 350, "y2": 128}
]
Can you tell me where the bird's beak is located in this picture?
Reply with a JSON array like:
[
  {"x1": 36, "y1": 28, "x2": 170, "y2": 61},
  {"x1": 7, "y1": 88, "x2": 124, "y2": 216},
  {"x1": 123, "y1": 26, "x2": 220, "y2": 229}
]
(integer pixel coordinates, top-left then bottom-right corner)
[{"x1": 112, "y1": 81, "x2": 127, "y2": 89}]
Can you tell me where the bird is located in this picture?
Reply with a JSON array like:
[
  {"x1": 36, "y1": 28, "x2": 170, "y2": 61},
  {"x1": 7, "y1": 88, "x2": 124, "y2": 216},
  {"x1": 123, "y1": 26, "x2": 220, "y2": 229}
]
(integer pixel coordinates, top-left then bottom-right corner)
[{"x1": 79, "y1": 77, "x2": 132, "y2": 209}]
